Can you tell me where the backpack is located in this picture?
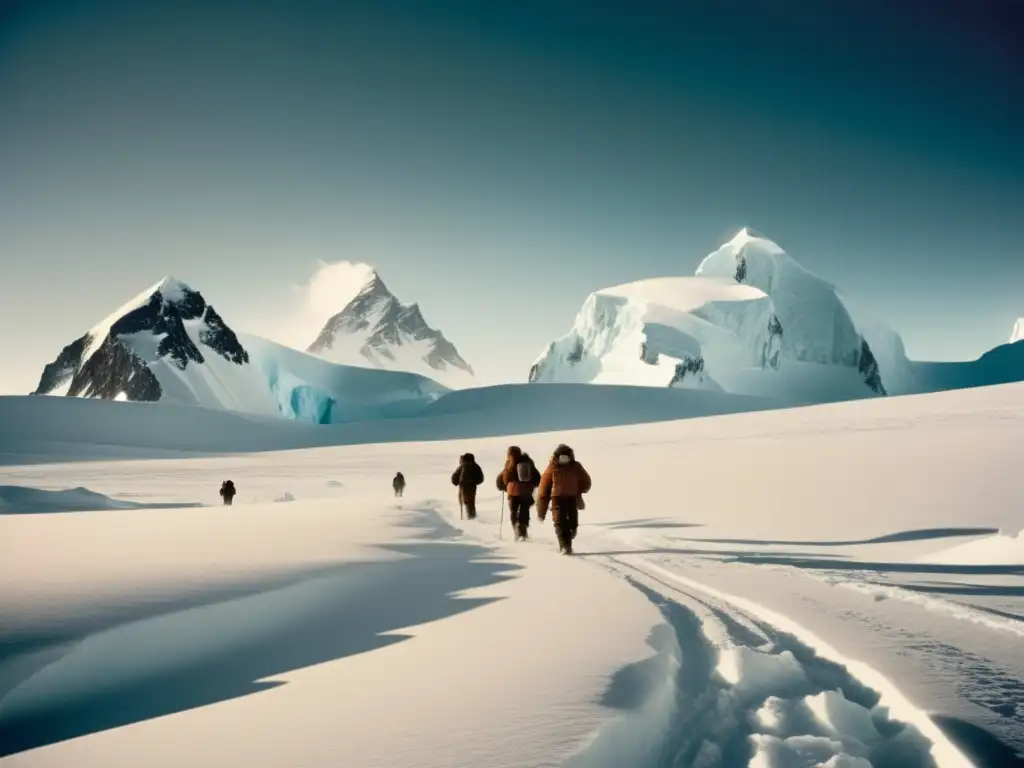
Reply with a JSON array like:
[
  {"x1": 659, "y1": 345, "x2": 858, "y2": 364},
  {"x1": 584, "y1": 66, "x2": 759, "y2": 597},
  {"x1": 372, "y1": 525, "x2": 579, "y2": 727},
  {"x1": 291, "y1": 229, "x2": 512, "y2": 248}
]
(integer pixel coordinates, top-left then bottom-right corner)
[
  {"x1": 221, "y1": 480, "x2": 235, "y2": 496},
  {"x1": 516, "y1": 460, "x2": 532, "y2": 483}
]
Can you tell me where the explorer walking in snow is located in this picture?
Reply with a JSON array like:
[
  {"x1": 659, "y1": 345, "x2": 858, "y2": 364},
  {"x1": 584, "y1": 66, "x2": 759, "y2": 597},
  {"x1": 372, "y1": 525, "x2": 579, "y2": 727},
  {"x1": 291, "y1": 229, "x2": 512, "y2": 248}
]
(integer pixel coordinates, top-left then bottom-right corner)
[
  {"x1": 497, "y1": 446, "x2": 541, "y2": 541},
  {"x1": 451, "y1": 453, "x2": 484, "y2": 519},
  {"x1": 392, "y1": 472, "x2": 406, "y2": 497},
  {"x1": 537, "y1": 444, "x2": 591, "y2": 555},
  {"x1": 219, "y1": 480, "x2": 237, "y2": 506}
]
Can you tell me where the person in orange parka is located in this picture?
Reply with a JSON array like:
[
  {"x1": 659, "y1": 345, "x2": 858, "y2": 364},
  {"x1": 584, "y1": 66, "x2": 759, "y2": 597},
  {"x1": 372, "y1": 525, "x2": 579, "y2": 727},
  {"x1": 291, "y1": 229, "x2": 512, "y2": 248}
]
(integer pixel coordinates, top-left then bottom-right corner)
[
  {"x1": 537, "y1": 443, "x2": 591, "y2": 555},
  {"x1": 497, "y1": 445, "x2": 542, "y2": 541}
]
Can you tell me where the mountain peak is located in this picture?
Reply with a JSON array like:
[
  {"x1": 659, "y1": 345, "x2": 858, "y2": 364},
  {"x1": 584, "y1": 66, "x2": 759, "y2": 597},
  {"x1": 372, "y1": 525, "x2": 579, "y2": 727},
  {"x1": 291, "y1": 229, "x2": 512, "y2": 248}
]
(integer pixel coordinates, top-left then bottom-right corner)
[
  {"x1": 726, "y1": 227, "x2": 783, "y2": 253},
  {"x1": 33, "y1": 277, "x2": 250, "y2": 403},
  {"x1": 150, "y1": 276, "x2": 193, "y2": 302},
  {"x1": 306, "y1": 268, "x2": 474, "y2": 386},
  {"x1": 1011, "y1": 318, "x2": 1024, "y2": 344},
  {"x1": 354, "y1": 267, "x2": 387, "y2": 296}
]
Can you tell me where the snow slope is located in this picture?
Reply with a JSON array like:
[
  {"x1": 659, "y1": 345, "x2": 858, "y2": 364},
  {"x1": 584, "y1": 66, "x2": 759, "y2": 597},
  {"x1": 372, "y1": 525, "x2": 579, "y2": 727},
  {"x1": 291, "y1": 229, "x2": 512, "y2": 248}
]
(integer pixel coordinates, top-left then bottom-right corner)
[
  {"x1": 0, "y1": 383, "x2": 777, "y2": 464},
  {"x1": 307, "y1": 269, "x2": 475, "y2": 389},
  {"x1": 912, "y1": 341, "x2": 1024, "y2": 395},
  {"x1": 1, "y1": 382, "x2": 1022, "y2": 765},
  {"x1": 531, "y1": 229, "x2": 918, "y2": 403},
  {"x1": 30, "y1": 277, "x2": 448, "y2": 425}
]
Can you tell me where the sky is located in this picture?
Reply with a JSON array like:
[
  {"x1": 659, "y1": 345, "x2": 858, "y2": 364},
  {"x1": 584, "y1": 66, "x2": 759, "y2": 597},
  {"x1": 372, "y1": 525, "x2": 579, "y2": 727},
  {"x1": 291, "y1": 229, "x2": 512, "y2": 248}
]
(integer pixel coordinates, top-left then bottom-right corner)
[{"x1": 1, "y1": 0, "x2": 1022, "y2": 393}]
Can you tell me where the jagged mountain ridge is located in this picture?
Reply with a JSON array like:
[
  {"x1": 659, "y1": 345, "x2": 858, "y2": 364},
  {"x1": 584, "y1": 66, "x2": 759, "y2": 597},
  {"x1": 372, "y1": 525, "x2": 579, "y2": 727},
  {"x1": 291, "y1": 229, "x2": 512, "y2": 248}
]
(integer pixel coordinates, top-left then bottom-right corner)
[
  {"x1": 306, "y1": 270, "x2": 474, "y2": 387},
  {"x1": 32, "y1": 277, "x2": 448, "y2": 423},
  {"x1": 34, "y1": 278, "x2": 249, "y2": 403}
]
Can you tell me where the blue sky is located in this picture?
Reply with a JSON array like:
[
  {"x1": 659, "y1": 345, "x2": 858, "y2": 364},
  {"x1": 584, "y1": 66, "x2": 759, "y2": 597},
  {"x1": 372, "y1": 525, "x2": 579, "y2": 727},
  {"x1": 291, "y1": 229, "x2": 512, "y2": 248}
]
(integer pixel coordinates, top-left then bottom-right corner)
[{"x1": 2, "y1": 0, "x2": 1022, "y2": 392}]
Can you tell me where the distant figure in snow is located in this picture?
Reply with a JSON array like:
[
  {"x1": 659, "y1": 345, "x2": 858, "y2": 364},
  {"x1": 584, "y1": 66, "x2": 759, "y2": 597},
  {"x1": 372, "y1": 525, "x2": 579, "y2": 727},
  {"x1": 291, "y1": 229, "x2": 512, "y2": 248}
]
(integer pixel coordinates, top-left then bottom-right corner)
[
  {"x1": 220, "y1": 480, "x2": 237, "y2": 506},
  {"x1": 451, "y1": 453, "x2": 484, "y2": 519},
  {"x1": 497, "y1": 446, "x2": 542, "y2": 541},
  {"x1": 537, "y1": 444, "x2": 591, "y2": 555},
  {"x1": 393, "y1": 472, "x2": 406, "y2": 497}
]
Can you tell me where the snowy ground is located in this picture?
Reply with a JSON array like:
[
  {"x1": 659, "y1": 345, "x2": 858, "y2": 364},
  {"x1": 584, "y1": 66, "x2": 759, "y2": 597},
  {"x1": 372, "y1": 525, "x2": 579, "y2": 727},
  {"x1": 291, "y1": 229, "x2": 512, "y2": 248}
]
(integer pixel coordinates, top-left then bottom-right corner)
[{"x1": 1, "y1": 383, "x2": 1023, "y2": 766}]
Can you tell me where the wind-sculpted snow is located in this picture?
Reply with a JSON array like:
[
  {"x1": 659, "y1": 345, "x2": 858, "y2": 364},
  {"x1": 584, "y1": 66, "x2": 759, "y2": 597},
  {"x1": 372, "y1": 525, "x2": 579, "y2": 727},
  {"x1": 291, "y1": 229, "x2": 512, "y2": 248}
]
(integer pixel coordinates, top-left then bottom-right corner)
[
  {"x1": 0, "y1": 485, "x2": 201, "y2": 515},
  {"x1": 529, "y1": 277, "x2": 782, "y2": 394},
  {"x1": 531, "y1": 229, "x2": 927, "y2": 403},
  {"x1": 573, "y1": 557, "x2": 972, "y2": 768},
  {"x1": 696, "y1": 229, "x2": 902, "y2": 397}
]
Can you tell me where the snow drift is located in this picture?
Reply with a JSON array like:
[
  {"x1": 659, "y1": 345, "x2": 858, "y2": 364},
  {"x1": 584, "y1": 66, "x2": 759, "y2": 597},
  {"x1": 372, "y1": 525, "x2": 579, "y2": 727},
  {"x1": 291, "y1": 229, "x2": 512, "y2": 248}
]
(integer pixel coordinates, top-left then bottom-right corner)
[
  {"x1": 0, "y1": 485, "x2": 200, "y2": 515},
  {"x1": 530, "y1": 229, "x2": 916, "y2": 403},
  {"x1": 0, "y1": 382, "x2": 776, "y2": 464}
]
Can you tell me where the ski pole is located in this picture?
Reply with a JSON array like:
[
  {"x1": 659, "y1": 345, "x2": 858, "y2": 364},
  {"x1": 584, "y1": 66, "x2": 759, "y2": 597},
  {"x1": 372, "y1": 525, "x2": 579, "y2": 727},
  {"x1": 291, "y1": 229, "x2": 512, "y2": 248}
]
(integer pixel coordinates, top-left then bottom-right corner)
[
  {"x1": 459, "y1": 489, "x2": 464, "y2": 520},
  {"x1": 499, "y1": 491, "x2": 505, "y2": 539}
]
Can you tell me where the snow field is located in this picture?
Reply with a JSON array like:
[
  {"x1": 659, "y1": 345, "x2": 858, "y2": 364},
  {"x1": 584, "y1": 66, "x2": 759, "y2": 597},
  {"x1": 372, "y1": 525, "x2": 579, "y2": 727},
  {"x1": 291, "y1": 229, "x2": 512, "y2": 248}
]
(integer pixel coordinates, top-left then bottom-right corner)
[
  {"x1": 0, "y1": 479, "x2": 663, "y2": 767},
  {"x1": 2, "y1": 380, "x2": 1023, "y2": 765}
]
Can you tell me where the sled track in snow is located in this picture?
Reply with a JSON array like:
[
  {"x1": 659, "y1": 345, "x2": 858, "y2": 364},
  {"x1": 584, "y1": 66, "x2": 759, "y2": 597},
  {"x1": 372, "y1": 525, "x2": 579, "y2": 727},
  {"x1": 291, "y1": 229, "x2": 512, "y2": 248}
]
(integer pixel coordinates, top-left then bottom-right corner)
[
  {"x1": 569, "y1": 553, "x2": 975, "y2": 768},
  {"x1": 436, "y1": 503, "x2": 981, "y2": 767}
]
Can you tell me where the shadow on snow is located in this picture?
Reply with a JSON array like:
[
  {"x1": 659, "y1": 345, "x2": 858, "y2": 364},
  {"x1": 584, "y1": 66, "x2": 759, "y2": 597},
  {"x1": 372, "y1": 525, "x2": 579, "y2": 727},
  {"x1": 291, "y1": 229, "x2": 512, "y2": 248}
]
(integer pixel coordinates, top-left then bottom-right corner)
[
  {"x1": 671, "y1": 527, "x2": 1001, "y2": 548},
  {"x1": 0, "y1": 508, "x2": 518, "y2": 757}
]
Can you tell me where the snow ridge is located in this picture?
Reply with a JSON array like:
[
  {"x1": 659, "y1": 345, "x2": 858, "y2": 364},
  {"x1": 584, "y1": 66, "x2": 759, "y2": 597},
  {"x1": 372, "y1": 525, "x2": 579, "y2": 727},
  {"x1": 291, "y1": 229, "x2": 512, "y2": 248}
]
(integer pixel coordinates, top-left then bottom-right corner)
[{"x1": 307, "y1": 270, "x2": 474, "y2": 388}]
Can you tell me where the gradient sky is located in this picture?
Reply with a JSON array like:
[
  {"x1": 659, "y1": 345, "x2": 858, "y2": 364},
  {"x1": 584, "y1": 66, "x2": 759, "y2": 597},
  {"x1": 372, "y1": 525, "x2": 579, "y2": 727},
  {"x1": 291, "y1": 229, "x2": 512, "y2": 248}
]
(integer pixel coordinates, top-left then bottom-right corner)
[{"x1": 2, "y1": 0, "x2": 1022, "y2": 393}]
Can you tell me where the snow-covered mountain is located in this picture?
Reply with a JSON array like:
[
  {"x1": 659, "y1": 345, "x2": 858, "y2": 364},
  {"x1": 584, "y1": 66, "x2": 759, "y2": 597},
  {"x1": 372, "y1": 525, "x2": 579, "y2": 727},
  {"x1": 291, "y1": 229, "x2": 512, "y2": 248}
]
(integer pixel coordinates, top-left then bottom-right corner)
[
  {"x1": 1011, "y1": 318, "x2": 1024, "y2": 344},
  {"x1": 306, "y1": 270, "x2": 474, "y2": 388},
  {"x1": 529, "y1": 229, "x2": 917, "y2": 403},
  {"x1": 32, "y1": 277, "x2": 448, "y2": 423}
]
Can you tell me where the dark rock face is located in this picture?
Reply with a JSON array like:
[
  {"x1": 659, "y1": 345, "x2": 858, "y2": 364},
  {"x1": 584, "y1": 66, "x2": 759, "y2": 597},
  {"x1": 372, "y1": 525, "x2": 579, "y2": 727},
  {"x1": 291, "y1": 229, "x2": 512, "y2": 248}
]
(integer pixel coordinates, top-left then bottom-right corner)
[
  {"x1": 640, "y1": 341, "x2": 659, "y2": 365},
  {"x1": 735, "y1": 254, "x2": 748, "y2": 283},
  {"x1": 565, "y1": 337, "x2": 585, "y2": 365},
  {"x1": 309, "y1": 273, "x2": 473, "y2": 376},
  {"x1": 857, "y1": 338, "x2": 886, "y2": 395},
  {"x1": 763, "y1": 314, "x2": 783, "y2": 370},
  {"x1": 69, "y1": 336, "x2": 163, "y2": 401},
  {"x1": 668, "y1": 355, "x2": 705, "y2": 387},
  {"x1": 32, "y1": 281, "x2": 250, "y2": 403},
  {"x1": 33, "y1": 336, "x2": 87, "y2": 395},
  {"x1": 199, "y1": 305, "x2": 249, "y2": 365}
]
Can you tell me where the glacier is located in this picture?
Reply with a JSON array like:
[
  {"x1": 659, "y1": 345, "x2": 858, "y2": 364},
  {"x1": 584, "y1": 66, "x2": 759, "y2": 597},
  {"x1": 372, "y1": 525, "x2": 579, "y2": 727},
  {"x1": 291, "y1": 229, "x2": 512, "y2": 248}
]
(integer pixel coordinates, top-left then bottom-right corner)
[
  {"x1": 530, "y1": 229, "x2": 919, "y2": 403},
  {"x1": 242, "y1": 334, "x2": 448, "y2": 424}
]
